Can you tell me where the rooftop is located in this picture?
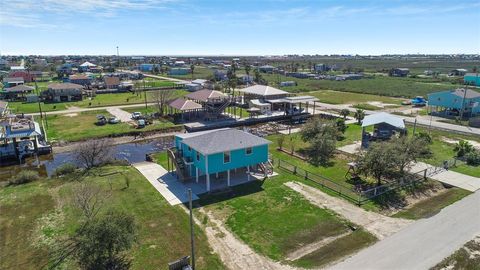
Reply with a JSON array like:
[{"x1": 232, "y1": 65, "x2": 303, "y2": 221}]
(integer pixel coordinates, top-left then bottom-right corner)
[
  {"x1": 240, "y1": 85, "x2": 288, "y2": 96},
  {"x1": 180, "y1": 128, "x2": 271, "y2": 155},
  {"x1": 47, "y1": 83, "x2": 84, "y2": 90},
  {"x1": 186, "y1": 89, "x2": 226, "y2": 102},
  {"x1": 169, "y1": 98, "x2": 202, "y2": 111},
  {"x1": 362, "y1": 112, "x2": 405, "y2": 129},
  {"x1": 80, "y1": 61, "x2": 97, "y2": 67},
  {"x1": 5, "y1": 85, "x2": 34, "y2": 93},
  {"x1": 452, "y1": 88, "x2": 480, "y2": 99},
  {"x1": 3, "y1": 77, "x2": 24, "y2": 83}
]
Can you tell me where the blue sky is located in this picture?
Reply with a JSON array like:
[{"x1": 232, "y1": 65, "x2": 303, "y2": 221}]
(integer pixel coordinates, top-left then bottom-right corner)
[{"x1": 1, "y1": 0, "x2": 479, "y2": 55}]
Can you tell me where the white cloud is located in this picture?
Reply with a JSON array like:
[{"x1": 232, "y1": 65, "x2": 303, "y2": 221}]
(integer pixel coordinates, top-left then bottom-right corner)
[{"x1": 0, "y1": 0, "x2": 177, "y2": 28}]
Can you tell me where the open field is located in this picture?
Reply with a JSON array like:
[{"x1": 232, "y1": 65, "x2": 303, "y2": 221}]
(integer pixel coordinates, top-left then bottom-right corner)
[
  {"x1": 165, "y1": 66, "x2": 213, "y2": 80},
  {"x1": 0, "y1": 165, "x2": 224, "y2": 270},
  {"x1": 45, "y1": 110, "x2": 177, "y2": 142},
  {"x1": 304, "y1": 90, "x2": 405, "y2": 105},
  {"x1": 196, "y1": 170, "x2": 376, "y2": 268},
  {"x1": 262, "y1": 74, "x2": 456, "y2": 98},
  {"x1": 9, "y1": 90, "x2": 188, "y2": 114},
  {"x1": 392, "y1": 188, "x2": 472, "y2": 220}
]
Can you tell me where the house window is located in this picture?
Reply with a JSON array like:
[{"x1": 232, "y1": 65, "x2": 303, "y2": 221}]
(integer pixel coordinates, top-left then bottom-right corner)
[
  {"x1": 196, "y1": 152, "x2": 200, "y2": 161},
  {"x1": 223, "y1": 151, "x2": 231, "y2": 163},
  {"x1": 246, "y1": 147, "x2": 252, "y2": 155}
]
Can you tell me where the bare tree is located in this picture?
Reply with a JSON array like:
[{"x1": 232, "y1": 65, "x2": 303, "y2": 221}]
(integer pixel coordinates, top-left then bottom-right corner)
[
  {"x1": 74, "y1": 139, "x2": 114, "y2": 169},
  {"x1": 72, "y1": 182, "x2": 112, "y2": 220},
  {"x1": 151, "y1": 89, "x2": 175, "y2": 116}
]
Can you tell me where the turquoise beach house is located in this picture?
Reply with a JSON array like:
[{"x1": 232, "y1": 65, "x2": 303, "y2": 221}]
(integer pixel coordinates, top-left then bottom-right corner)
[
  {"x1": 168, "y1": 128, "x2": 271, "y2": 191},
  {"x1": 427, "y1": 88, "x2": 480, "y2": 118}
]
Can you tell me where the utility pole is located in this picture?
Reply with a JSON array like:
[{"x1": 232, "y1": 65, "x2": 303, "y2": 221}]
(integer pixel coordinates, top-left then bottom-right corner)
[
  {"x1": 459, "y1": 86, "x2": 468, "y2": 121},
  {"x1": 143, "y1": 78, "x2": 147, "y2": 109},
  {"x1": 116, "y1": 46, "x2": 120, "y2": 68},
  {"x1": 188, "y1": 188, "x2": 196, "y2": 270},
  {"x1": 35, "y1": 78, "x2": 43, "y2": 119}
]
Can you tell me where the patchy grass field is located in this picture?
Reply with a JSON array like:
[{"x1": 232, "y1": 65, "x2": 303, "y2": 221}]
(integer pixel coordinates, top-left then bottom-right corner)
[
  {"x1": 9, "y1": 90, "x2": 188, "y2": 114},
  {"x1": 304, "y1": 90, "x2": 405, "y2": 105},
  {"x1": 45, "y1": 110, "x2": 177, "y2": 142},
  {"x1": 263, "y1": 74, "x2": 455, "y2": 98},
  {"x1": 391, "y1": 188, "x2": 472, "y2": 220},
  {"x1": 431, "y1": 236, "x2": 480, "y2": 270},
  {"x1": 0, "y1": 166, "x2": 224, "y2": 270},
  {"x1": 196, "y1": 171, "x2": 376, "y2": 267}
]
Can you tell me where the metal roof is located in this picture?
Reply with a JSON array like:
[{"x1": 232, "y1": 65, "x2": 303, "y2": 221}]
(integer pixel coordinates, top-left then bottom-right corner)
[
  {"x1": 180, "y1": 128, "x2": 271, "y2": 155},
  {"x1": 169, "y1": 98, "x2": 202, "y2": 111},
  {"x1": 362, "y1": 112, "x2": 405, "y2": 129},
  {"x1": 240, "y1": 85, "x2": 288, "y2": 96},
  {"x1": 185, "y1": 89, "x2": 226, "y2": 102}
]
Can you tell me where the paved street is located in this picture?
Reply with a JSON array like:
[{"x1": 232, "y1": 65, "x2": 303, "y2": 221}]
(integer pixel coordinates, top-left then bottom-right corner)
[{"x1": 330, "y1": 191, "x2": 480, "y2": 270}]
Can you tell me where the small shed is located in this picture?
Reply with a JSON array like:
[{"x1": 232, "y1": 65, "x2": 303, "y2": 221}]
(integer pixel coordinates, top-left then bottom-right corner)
[{"x1": 361, "y1": 112, "x2": 406, "y2": 148}]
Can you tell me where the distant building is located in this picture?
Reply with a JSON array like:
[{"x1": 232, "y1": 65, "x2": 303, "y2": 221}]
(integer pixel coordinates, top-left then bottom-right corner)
[
  {"x1": 314, "y1": 63, "x2": 330, "y2": 72},
  {"x1": 2, "y1": 85, "x2": 34, "y2": 101},
  {"x1": 428, "y1": 88, "x2": 480, "y2": 118},
  {"x1": 43, "y1": 83, "x2": 84, "y2": 102},
  {"x1": 8, "y1": 71, "x2": 36, "y2": 83},
  {"x1": 3, "y1": 77, "x2": 24, "y2": 88},
  {"x1": 258, "y1": 65, "x2": 275, "y2": 73},
  {"x1": 335, "y1": 74, "x2": 363, "y2": 80},
  {"x1": 168, "y1": 68, "x2": 189, "y2": 76},
  {"x1": 214, "y1": 70, "x2": 227, "y2": 81},
  {"x1": 450, "y1": 69, "x2": 468, "y2": 76},
  {"x1": 390, "y1": 68, "x2": 410, "y2": 77},
  {"x1": 464, "y1": 73, "x2": 480, "y2": 86},
  {"x1": 186, "y1": 83, "x2": 203, "y2": 92},
  {"x1": 10, "y1": 66, "x2": 25, "y2": 72},
  {"x1": 280, "y1": 81, "x2": 297, "y2": 87},
  {"x1": 104, "y1": 76, "x2": 120, "y2": 89},
  {"x1": 79, "y1": 61, "x2": 97, "y2": 72},
  {"x1": 68, "y1": 74, "x2": 91, "y2": 86}
]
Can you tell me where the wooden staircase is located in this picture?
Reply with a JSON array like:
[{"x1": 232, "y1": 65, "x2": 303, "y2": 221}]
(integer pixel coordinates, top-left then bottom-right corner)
[{"x1": 167, "y1": 148, "x2": 188, "y2": 181}]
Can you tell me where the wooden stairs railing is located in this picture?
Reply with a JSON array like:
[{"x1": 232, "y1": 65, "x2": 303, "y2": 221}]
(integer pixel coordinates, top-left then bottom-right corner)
[{"x1": 167, "y1": 148, "x2": 188, "y2": 181}]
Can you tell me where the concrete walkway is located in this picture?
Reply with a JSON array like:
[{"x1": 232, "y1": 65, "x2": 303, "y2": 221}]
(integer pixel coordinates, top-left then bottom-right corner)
[
  {"x1": 330, "y1": 190, "x2": 480, "y2": 270},
  {"x1": 132, "y1": 162, "x2": 198, "y2": 205},
  {"x1": 106, "y1": 107, "x2": 133, "y2": 122},
  {"x1": 285, "y1": 182, "x2": 413, "y2": 240}
]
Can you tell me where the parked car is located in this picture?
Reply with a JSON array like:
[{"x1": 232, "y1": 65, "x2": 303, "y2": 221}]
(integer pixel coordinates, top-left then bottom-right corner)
[
  {"x1": 131, "y1": 112, "x2": 142, "y2": 120},
  {"x1": 96, "y1": 115, "x2": 107, "y2": 125},
  {"x1": 108, "y1": 117, "x2": 120, "y2": 124},
  {"x1": 137, "y1": 119, "x2": 146, "y2": 128}
]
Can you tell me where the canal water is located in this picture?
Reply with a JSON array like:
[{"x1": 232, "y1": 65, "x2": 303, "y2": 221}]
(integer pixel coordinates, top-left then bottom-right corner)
[{"x1": 0, "y1": 137, "x2": 173, "y2": 182}]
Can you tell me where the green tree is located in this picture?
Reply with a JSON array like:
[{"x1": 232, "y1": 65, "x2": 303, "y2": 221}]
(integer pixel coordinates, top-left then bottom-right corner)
[
  {"x1": 354, "y1": 109, "x2": 365, "y2": 125},
  {"x1": 74, "y1": 210, "x2": 137, "y2": 270},
  {"x1": 244, "y1": 64, "x2": 251, "y2": 76},
  {"x1": 277, "y1": 135, "x2": 285, "y2": 150},
  {"x1": 454, "y1": 140, "x2": 474, "y2": 158},
  {"x1": 391, "y1": 136, "x2": 431, "y2": 175},
  {"x1": 340, "y1": 109, "x2": 350, "y2": 119},
  {"x1": 190, "y1": 64, "x2": 195, "y2": 80},
  {"x1": 356, "y1": 141, "x2": 398, "y2": 185},
  {"x1": 300, "y1": 117, "x2": 338, "y2": 165}
]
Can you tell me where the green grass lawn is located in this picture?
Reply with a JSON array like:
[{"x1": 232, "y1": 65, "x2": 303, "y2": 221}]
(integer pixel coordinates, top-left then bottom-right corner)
[
  {"x1": 304, "y1": 90, "x2": 405, "y2": 105},
  {"x1": 391, "y1": 188, "x2": 472, "y2": 220},
  {"x1": 9, "y1": 90, "x2": 188, "y2": 114},
  {"x1": 431, "y1": 237, "x2": 480, "y2": 270},
  {"x1": 134, "y1": 79, "x2": 176, "y2": 88},
  {"x1": 45, "y1": 110, "x2": 177, "y2": 142},
  {"x1": 196, "y1": 171, "x2": 376, "y2": 267},
  {"x1": 263, "y1": 74, "x2": 456, "y2": 98},
  {"x1": 226, "y1": 106, "x2": 251, "y2": 118},
  {"x1": 0, "y1": 166, "x2": 224, "y2": 270}
]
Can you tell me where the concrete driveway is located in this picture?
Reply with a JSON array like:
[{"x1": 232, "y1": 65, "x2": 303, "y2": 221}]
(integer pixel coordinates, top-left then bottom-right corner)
[{"x1": 106, "y1": 107, "x2": 132, "y2": 123}]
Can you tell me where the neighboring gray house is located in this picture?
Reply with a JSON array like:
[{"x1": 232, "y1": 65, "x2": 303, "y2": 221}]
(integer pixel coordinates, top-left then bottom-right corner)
[{"x1": 43, "y1": 83, "x2": 84, "y2": 102}]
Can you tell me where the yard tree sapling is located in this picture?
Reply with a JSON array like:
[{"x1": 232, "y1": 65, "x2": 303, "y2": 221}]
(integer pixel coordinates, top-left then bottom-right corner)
[{"x1": 74, "y1": 139, "x2": 114, "y2": 169}]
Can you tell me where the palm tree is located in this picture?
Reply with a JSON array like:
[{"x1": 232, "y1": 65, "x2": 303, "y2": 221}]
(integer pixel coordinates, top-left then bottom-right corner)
[
  {"x1": 354, "y1": 109, "x2": 365, "y2": 125},
  {"x1": 245, "y1": 64, "x2": 251, "y2": 76},
  {"x1": 340, "y1": 109, "x2": 350, "y2": 119},
  {"x1": 454, "y1": 140, "x2": 474, "y2": 158},
  {"x1": 190, "y1": 64, "x2": 195, "y2": 80}
]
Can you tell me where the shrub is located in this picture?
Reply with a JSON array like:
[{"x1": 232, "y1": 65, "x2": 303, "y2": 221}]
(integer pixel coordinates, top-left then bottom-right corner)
[
  {"x1": 53, "y1": 163, "x2": 77, "y2": 177},
  {"x1": 9, "y1": 170, "x2": 40, "y2": 185},
  {"x1": 465, "y1": 150, "x2": 480, "y2": 166},
  {"x1": 416, "y1": 132, "x2": 432, "y2": 144}
]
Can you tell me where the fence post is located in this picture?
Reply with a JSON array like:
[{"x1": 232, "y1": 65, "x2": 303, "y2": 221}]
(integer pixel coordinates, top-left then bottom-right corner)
[
  {"x1": 305, "y1": 171, "x2": 308, "y2": 180},
  {"x1": 423, "y1": 169, "x2": 427, "y2": 180},
  {"x1": 293, "y1": 165, "x2": 297, "y2": 175}
]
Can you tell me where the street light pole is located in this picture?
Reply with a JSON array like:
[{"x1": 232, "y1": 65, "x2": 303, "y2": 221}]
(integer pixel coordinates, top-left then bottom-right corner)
[
  {"x1": 143, "y1": 78, "x2": 147, "y2": 109},
  {"x1": 188, "y1": 188, "x2": 196, "y2": 270}
]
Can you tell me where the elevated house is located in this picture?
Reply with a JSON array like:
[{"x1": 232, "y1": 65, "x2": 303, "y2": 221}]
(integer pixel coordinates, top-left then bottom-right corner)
[
  {"x1": 450, "y1": 69, "x2": 468, "y2": 76},
  {"x1": 464, "y1": 73, "x2": 480, "y2": 86},
  {"x1": 168, "y1": 98, "x2": 203, "y2": 121},
  {"x1": 1, "y1": 85, "x2": 34, "y2": 101},
  {"x1": 79, "y1": 61, "x2": 97, "y2": 72},
  {"x1": 258, "y1": 65, "x2": 275, "y2": 73},
  {"x1": 361, "y1": 112, "x2": 406, "y2": 148},
  {"x1": 185, "y1": 89, "x2": 230, "y2": 120},
  {"x1": 168, "y1": 128, "x2": 272, "y2": 191},
  {"x1": 427, "y1": 88, "x2": 480, "y2": 118},
  {"x1": 390, "y1": 68, "x2": 410, "y2": 77},
  {"x1": 68, "y1": 74, "x2": 91, "y2": 86},
  {"x1": 104, "y1": 76, "x2": 120, "y2": 89},
  {"x1": 280, "y1": 81, "x2": 297, "y2": 87},
  {"x1": 43, "y1": 83, "x2": 83, "y2": 102},
  {"x1": 3, "y1": 77, "x2": 24, "y2": 88},
  {"x1": 168, "y1": 68, "x2": 189, "y2": 75},
  {"x1": 0, "y1": 114, "x2": 51, "y2": 161}
]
